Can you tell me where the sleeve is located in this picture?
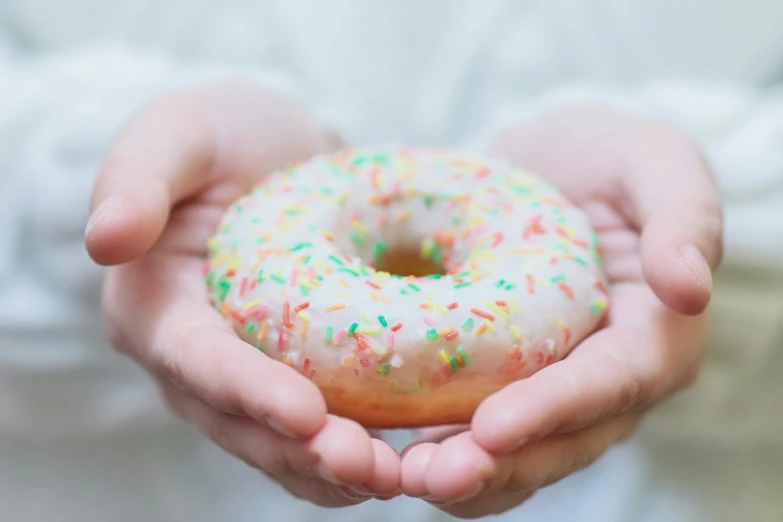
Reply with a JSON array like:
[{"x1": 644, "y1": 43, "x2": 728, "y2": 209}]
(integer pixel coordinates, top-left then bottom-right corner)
[{"x1": 479, "y1": 80, "x2": 783, "y2": 272}]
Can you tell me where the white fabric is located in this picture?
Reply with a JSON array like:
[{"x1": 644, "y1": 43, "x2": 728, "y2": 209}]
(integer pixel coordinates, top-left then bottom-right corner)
[{"x1": 0, "y1": 1, "x2": 782, "y2": 520}]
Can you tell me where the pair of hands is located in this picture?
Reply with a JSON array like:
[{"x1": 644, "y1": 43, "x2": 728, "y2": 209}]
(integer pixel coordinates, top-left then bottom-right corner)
[{"x1": 85, "y1": 83, "x2": 722, "y2": 518}]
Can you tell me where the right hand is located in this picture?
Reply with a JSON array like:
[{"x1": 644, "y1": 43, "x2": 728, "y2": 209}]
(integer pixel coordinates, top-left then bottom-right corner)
[{"x1": 85, "y1": 82, "x2": 400, "y2": 506}]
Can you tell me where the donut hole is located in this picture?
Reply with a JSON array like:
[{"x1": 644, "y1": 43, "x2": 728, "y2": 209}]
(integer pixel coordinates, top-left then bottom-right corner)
[{"x1": 373, "y1": 245, "x2": 446, "y2": 278}]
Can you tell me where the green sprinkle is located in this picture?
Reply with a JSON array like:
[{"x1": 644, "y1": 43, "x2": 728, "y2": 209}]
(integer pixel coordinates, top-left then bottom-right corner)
[
  {"x1": 379, "y1": 363, "x2": 391, "y2": 376},
  {"x1": 288, "y1": 242, "x2": 313, "y2": 252},
  {"x1": 218, "y1": 280, "x2": 231, "y2": 301},
  {"x1": 373, "y1": 241, "x2": 387, "y2": 263},
  {"x1": 338, "y1": 267, "x2": 360, "y2": 277},
  {"x1": 591, "y1": 302, "x2": 600, "y2": 316},
  {"x1": 348, "y1": 322, "x2": 359, "y2": 336},
  {"x1": 349, "y1": 229, "x2": 365, "y2": 246},
  {"x1": 454, "y1": 282, "x2": 472, "y2": 289},
  {"x1": 462, "y1": 318, "x2": 474, "y2": 331},
  {"x1": 504, "y1": 283, "x2": 516, "y2": 291},
  {"x1": 205, "y1": 271, "x2": 216, "y2": 286},
  {"x1": 360, "y1": 265, "x2": 370, "y2": 276},
  {"x1": 426, "y1": 328, "x2": 438, "y2": 342},
  {"x1": 245, "y1": 323, "x2": 256, "y2": 334},
  {"x1": 495, "y1": 279, "x2": 506, "y2": 288},
  {"x1": 449, "y1": 357, "x2": 459, "y2": 372},
  {"x1": 255, "y1": 344, "x2": 264, "y2": 352},
  {"x1": 457, "y1": 346, "x2": 471, "y2": 367},
  {"x1": 422, "y1": 194, "x2": 434, "y2": 208},
  {"x1": 453, "y1": 271, "x2": 471, "y2": 278},
  {"x1": 328, "y1": 255, "x2": 345, "y2": 266},
  {"x1": 550, "y1": 274, "x2": 566, "y2": 283},
  {"x1": 378, "y1": 315, "x2": 388, "y2": 327},
  {"x1": 574, "y1": 257, "x2": 588, "y2": 266},
  {"x1": 408, "y1": 283, "x2": 421, "y2": 292},
  {"x1": 256, "y1": 270, "x2": 265, "y2": 283},
  {"x1": 302, "y1": 255, "x2": 312, "y2": 264},
  {"x1": 325, "y1": 325, "x2": 334, "y2": 341},
  {"x1": 270, "y1": 274, "x2": 287, "y2": 284}
]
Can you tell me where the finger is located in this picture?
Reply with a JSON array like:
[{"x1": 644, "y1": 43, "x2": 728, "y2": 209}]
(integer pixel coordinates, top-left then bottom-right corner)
[
  {"x1": 87, "y1": 82, "x2": 333, "y2": 265},
  {"x1": 414, "y1": 424, "x2": 470, "y2": 443},
  {"x1": 624, "y1": 128, "x2": 723, "y2": 315},
  {"x1": 357, "y1": 439, "x2": 402, "y2": 498},
  {"x1": 428, "y1": 415, "x2": 639, "y2": 518},
  {"x1": 472, "y1": 284, "x2": 703, "y2": 454},
  {"x1": 400, "y1": 442, "x2": 439, "y2": 498},
  {"x1": 167, "y1": 388, "x2": 377, "y2": 508},
  {"x1": 105, "y1": 258, "x2": 327, "y2": 439}
]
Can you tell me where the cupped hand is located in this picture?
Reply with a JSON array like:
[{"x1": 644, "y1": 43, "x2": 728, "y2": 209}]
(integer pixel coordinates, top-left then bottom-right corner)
[
  {"x1": 85, "y1": 82, "x2": 400, "y2": 506},
  {"x1": 400, "y1": 103, "x2": 723, "y2": 518}
]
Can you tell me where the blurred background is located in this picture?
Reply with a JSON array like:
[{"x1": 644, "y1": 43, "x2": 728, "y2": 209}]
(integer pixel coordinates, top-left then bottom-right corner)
[{"x1": 0, "y1": 1, "x2": 781, "y2": 521}]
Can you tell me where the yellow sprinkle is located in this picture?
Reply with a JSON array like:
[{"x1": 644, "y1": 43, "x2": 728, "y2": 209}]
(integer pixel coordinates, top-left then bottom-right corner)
[
  {"x1": 352, "y1": 220, "x2": 368, "y2": 234},
  {"x1": 257, "y1": 321, "x2": 268, "y2": 341},
  {"x1": 342, "y1": 355, "x2": 357, "y2": 367},
  {"x1": 361, "y1": 314, "x2": 374, "y2": 324},
  {"x1": 325, "y1": 303, "x2": 346, "y2": 313},
  {"x1": 439, "y1": 350, "x2": 450, "y2": 364},
  {"x1": 299, "y1": 321, "x2": 308, "y2": 339},
  {"x1": 369, "y1": 342, "x2": 386, "y2": 356},
  {"x1": 298, "y1": 311, "x2": 312, "y2": 322},
  {"x1": 509, "y1": 299, "x2": 519, "y2": 314},
  {"x1": 370, "y1": 292, "x2": 393, "y2": 303},
  {"x1": 299, "y1": 279, "x2": 314, "y2": 290},
  {"x1": 486, "y1": 301, "x2": 509, "y2": 323},
  {"x1": 356, "y1": 326, "x2": 383, "y2": 336},
  {"x1": 434, "y1": 304, "x2": 448, "y2": 316},
  {"x1": 474, "y1": 322, "x2": 488, "y2": 336},
  {"x1": 243, "y1": 300, "x2": 263, "y2": 311},
  {"x1": 485, "y1": 319, "x2": 496, "y2": 333},
  {"x1": 511, "y1": 325, "x2": 521, "y2": 341},
  {"x1": 436, "y1": 327, "x2": 454, "y2": 336},
  {"x1": 337, "y1": 290, "x2": 350, "y2": 298}
]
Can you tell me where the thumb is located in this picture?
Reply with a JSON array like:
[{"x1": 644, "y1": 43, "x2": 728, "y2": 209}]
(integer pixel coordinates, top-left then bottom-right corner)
[{"x1": 627, "y1": 130, "x2": 724, "y2": 315}]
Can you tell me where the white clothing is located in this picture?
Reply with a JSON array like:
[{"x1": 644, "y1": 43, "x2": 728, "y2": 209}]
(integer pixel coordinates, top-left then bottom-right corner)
[{"x1": 1, "y1": 1, "x2": 782, "y2": 520}]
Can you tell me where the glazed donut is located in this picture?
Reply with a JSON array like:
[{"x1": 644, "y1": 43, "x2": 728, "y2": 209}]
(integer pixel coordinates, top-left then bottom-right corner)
[{"x1": 205, "y1": 146, "x2": 608, "y2": 428}]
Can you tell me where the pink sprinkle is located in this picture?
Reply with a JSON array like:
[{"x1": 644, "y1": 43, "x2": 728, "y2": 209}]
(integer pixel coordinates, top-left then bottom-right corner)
[
  {"x1": 201, "y1": 262, "x2": 210, "y2": 277},
  {"x1": 333, "y1": 329, "x2": 347, "y2": 345},
  {"x1": 308, "y1": 267, "x2": 316, "y2": 277},
  {"x1": 360, "y1": 359, "x2": 374, "y2": 368},
  {"x1": 255, "y1": 306, "x2": 268, "y2": 321},
  {"x1": 277, "y1": 330, "x2": 287, "y2": 352},
  {"x1": 387, "y1": 332, "x2": 395, "y2": 350},
  {"x1": 290, "y1": 270, "x2": 299, "y2": 287},
  {"x1": 423, "y1": 316, "x2": 436, "y2": 327},
  {"x1": 239, "y1": 278, "x2": 249, "y2": 297}
]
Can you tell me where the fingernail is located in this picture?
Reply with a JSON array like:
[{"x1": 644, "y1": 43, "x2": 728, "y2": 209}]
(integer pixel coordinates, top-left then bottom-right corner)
[
  {"x1": 450, "y1": 480, "x2": 487, "y2": 503},
  {"x1": 347, "y1": 484, "x2": 374, "y2": 496},
  {"x1": 85, "y1": 195, "x2": 124, "y2": 236},
  {"x1": 265, "y1": 416, "x2": 298, "y2": 439},
  {"x1": 679, "y1": 244, "x2": 712, "y2": 292},
  {"x1": 316, "y1": 462, "x2": 342, "y2": 485}
]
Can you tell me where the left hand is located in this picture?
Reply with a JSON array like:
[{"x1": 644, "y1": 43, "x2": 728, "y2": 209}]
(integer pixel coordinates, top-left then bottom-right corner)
[{"x1": 399, "y1": 103, "x2": 723, "y2": 518}]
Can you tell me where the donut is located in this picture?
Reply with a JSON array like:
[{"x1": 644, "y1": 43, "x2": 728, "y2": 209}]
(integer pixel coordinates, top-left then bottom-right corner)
[{"x1": 205, "y1": 146, "x2": 608, "y2": 428}]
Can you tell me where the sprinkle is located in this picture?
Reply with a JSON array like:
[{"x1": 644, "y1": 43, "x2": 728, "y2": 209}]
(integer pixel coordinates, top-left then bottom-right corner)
[
  {"x1": 474, "y1": 322, "x2": 488, "y2": 336},
  {"x1": 338, "y1": 267, "x2": 360, "y2": 277},
  {"x1": 338, "y1": 279, "x2": 351, "y2": 288},
  {"x1": 326, "y1": 303, "x2": 346, "y2": 313},
  {"x1": 370, "y1": 292, "x2": 393, "y2": 303},
  {"x1": 391, "y1": 322, "x2": 403, "y2": 332},
  {"x1": 485, "y1": 319, "x2": 496, "y2": 333},
  {"x1": 439, "y1": 350, "x2": 450, "y2": 365},
  {"x1": 550, "y1": 274, "x2": 566, "y2": 283},
  {"x1": 434, "y1": 304, "x2": 448, "y2": 316},
  {"x1": 495, "y1": 300, "x2": 507, "y2": 307},
  {"x1": 526, "y1": 274, "x2": 535, "y2": 293},
  {"x1": 342, "y1": 354, "x2": 356, "y2": 367},
  {"x1": 328, "y1": 255, "x2": 345, "y2": 266},
  {"x1": 299, "y1": 321, "x2": 308, "y2": 339},
  {"x1": 408, "y1": 283, "x2": 421, "y2": 292},
  {"x1": 348, "y1": 322, "x2": 359, "y2": 336},
  {"x1": 386, "y1": 332, "x2": 395, "y2": 350},
  {"x1": 356, "y1": 325, "x2": 382, "y2": 335},
  {"x1": 325, "y1": 325, "x2": 333, "y2": 342},
  {"x1": 349, "y1": 230, "x2": 365, "y2": 245},
  {"x1": 509, "y1": 299, "x2": 519, "y2": 314},
  {"x1": 270, "y1": 273, "x2": 287, "y2": 284},
  {"x1": 511, "y1": 325, "x2": 521, "y2": 341},
  {"x1": 445, "y1": 331, "x2": 459, "y2": 341},
  {"x1": 282, "y1": 302, "x2": 294, "y2": 328},
  {"x1": 454, "y1": 281, "x2": 472, "y2": 289},
  {"x1": 447, "y1": 302, "x2": 459, "y2": 310},
  {"x1": 257, "y1": 321, "x2": 268, "y2": 341},
  {"x1": 294, "y1": 302, "x2": 310, "y2": 313},
  {"x1": 462, "y1": 318, "x2": 474, "y2": 331},
  {"x1": 378, "y1": 315, "x2": 388, "y2": 327},
  {"x1": 423, "y1": 316, "x2": 436, "y2": 327},
  {"x1": 426, "y1": 328, "x2": 438, "y2": 341},
  {"x1": 457, "y1": 346, "x2": 471, "y2": 366},
  {"x1": 449, "y1": 357, "x2": 459, "y2": 372},
  {"x1": 557, "y1": 282, "x2": 575, "y2": 299},
  {"x1": 365, "y1": 281, "x2": 382, "y2": 290},
  {"x1": 277, "y1": 329, "x2": 286, "y2": 352},
  {"x1": 297, "y1": 311, "x2": 312, "y2": 322},
  {"x1": 334, "y1": 329, "x2": 347, "y2": 345},
  {"x1": 470, "y1": 308, "x2": 496, "y2": 322},
  {"x1": 486, "y1": 301, "x2": 509, "y2": 323},
  {"x1": 419, "y1": 303, "x2": 430, "y2": 310}
]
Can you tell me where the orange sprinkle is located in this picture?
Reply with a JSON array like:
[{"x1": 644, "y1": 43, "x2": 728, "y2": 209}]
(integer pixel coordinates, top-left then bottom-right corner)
[
  {"x1": 398, "y1": 210, "x2": 410, "y2": 221},
  {"x1": 495, "y1": 300, "x2": 507, "y2": 307},
  {"x1": 445, "y1": 331, "x2": 459, "y2": 341},
  {"x1": 526, "y1": 274, "x2": 535, "y2": 293},
  {"x1": 343, "y1": 355, "x2": 357, "y2": 367},
  {"x1": 470, "y1": 308, "x2": 496, "y2": 322},
  {"x1": 391, "y1": 322, "x2": 403, "y2": 332},
  {"x1": 436, "y1": 327, "x2": 454, "y2": 336},
  {"x1": 365, "y1": 281, "x2": 382, "y2": 290},
  {"x1": 282, "y1": 302, "x2": 294, "y2": 328},
  {"x1": 230, "y1": 309, "x2": 246, "y2": 324},
  {"x1": 491, "y1": 232, "x2": 504, "y2": 248},
  {"x1": 557, "y1": 282, "x2": 574, "y2": 299},
  {"x1": 257, "y1": 321, "x2": 268, "y2": 341},
  {"x1": 325, "y1": 303, "x2": 346, "y2": 313},
  {"x1": 474, "y1": 322, "x2": 488, "y2": 336},
  {"x1": 338, "y1": 279, "x2": 351, "y2": 289},
  {"x1": 447, "y1": 302, "x2": 459, "y2": 310},
  {"x1": 369, "y1": 292, "x2": 392, "y2": 303},
  {"x1": 293, "y1": 302, "x2": 310, "y2": 313},
  {"x1": 420, "y1": 303, "x2": 430, "y2": 310},
  {"x1": 299, "y1": 321, "x2": 308, "y2": 339}
]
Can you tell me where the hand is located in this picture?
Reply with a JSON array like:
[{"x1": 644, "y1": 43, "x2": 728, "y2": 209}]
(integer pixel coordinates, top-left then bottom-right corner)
[
  {"x1": 85, "y1": 82, "x2": 400, "y2": 506},
  {"x1": 400, "y1": 103, "x2": 723, "y2": 518}
]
